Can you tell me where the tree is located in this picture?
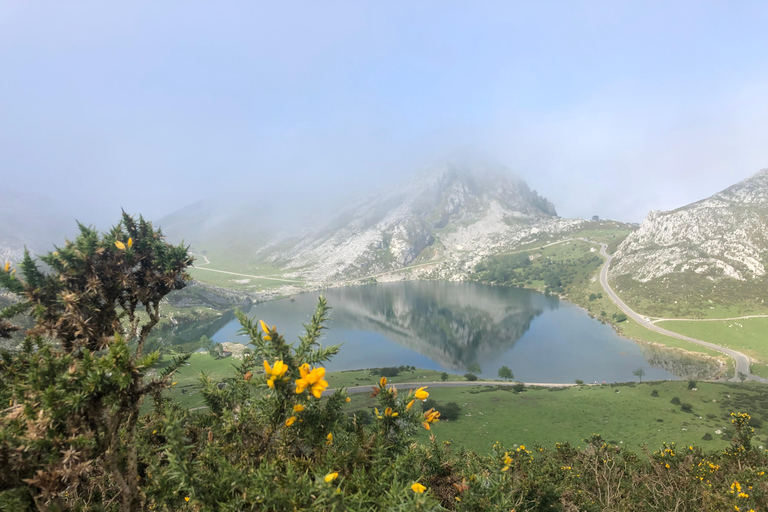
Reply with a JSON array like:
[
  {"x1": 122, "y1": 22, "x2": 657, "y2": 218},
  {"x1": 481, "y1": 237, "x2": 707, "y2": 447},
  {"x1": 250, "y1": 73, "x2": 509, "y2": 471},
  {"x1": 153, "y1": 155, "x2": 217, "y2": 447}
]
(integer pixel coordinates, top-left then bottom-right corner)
[
  {"x1": 633, "y1": 368, "x2": 645, "y2": 382},
  {"x1": 467, "y1": 362, "x2": 482, "y2": 374},
  {"x1": 0, "y1": 213, "x2": 192, "y2": 511},
  {"x1": 592, "y1": 215, "x2": 600, "y2": 221},
  {"x1": 739, "y1": 372, "x2": 748, "y2": 382},
  {"x1": 498, "y1": 366, "x2": 514, "y2": 381},
  {"x1": 464, "y1": 373, "x2": 478, "y2": 381},
  {"x1": 440, "y1": 371, "x2": 449, "y2": 381}
]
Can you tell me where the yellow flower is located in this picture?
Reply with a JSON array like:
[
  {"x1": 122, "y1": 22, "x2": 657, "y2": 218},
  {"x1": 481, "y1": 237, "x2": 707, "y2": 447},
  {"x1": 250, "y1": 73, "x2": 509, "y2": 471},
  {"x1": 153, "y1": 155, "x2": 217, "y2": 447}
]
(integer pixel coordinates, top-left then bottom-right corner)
[
  {"x1": 414, "y1": 386, "x2": 429, "y2": 400},
  {"x1": 184, "y1": 497, "x2": 190, "y2": 502},
  {"x1": 379, "y1": 376, "x2": 387, "y2": 388},
  {"x1": 285, "y1": 416, "x2": 297, "y2": 426},
  {"x1": 295, "y1": 364, "x2": 328, "y2": 398},
  {"x1": 345, "y1": 396, "x2": 351, "y2": 403},
  {"x1": 375, "y1": 408, "x2": 383, "y2": 419},
  {"x1": 324, "y1": 472, "x2": 338, "y2": 483},
  {"x1": 422, "y1": 408, "x2": 441, "y2": 430},
  {"x1": 411, "y1": 482, "x2": 426, "y2": 493},
  {"x1": 171, "y1": 382, "x2": 177, "y2": 386},
  {"x1": 384, "y1": 407, "x2": 399, "y2": 417},
  {"x1": 127, "y1": 237, "x2": 133, "y2": 248},
  {"x1": 406, "y1": 399, "x2": 415, "y2": 410},
  {"x1": 259, "y1": 320, "x2": 275, "y2": 341},
  {"x1": 115, "y1": 240, "x2": 126, "y2": 250},
  {"x1": 264, "y1": 360, "x2": 288, "y2": 388},
  {"x1": 326, "y1": 432, "x2": 333, "y2": 445},
  {"x1": 293, "y1": 404, "x2": 305, "y2": 412},
  {"x1": 3, "y1": 261, "x2": 9, "y2": 272}
]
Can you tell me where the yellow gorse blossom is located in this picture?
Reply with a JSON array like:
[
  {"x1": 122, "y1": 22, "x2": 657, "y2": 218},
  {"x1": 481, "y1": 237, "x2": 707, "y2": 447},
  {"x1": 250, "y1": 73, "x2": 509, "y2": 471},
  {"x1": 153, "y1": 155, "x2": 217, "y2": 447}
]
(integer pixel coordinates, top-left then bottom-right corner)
[
  {"x1": 295, "y1": 364, "x2": 328, "y2": 398},
  {"x1": 285, "y1": 416, "x2": 297, "y2": 426},
  {"x1": 345, "y1": 396, "x2": 351, "y2": 403},
  {"x1": 127, "y1": 237, "x2": 133, "y2": 248},
  {"x1": 324, "y1": 472, "x2": 338, "y2": 482},
  {"x1": 263, "y1": 360, "x2": 288, "y2": 388},
  {"x1": 326, "y1": 432, "x2": 333, "y2": 445},
  {"x1": 422, "y1": 408, "x2": 441, "y2": 430},
  {"x1": 293, "y1": 404, "x2": 305, "y2": 412},
  {"x1": 379, "y1": 376, "x2": 387, "y2": 388},
  {"x1": 414, "y1": 386, "x2": 429, "y2": 400},
  {"x1": 3, "y1": 261, "x2": 9, "y2": 272},
  {"x1": 259, "y1": 320, "x2": 275, "y2": 341},
  {"x1": 115, "y1": 240, "x2": 126, "y2": 250},
  {"x1": 406, "y1": 399, "x2": 415, "y2": 410},
  {"x1": 384, "y1": 407, "x2": 398, "y2": 417},
  {"x1": 411, "y1": 483, "x2": 426, "y2": 493}
]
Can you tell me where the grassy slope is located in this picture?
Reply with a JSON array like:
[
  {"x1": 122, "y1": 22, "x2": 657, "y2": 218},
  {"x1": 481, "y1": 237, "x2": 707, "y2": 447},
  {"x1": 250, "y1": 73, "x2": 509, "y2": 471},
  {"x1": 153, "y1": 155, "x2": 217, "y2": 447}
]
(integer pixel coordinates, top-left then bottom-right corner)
[
  {"x1": 611, "y1": 273, "x2": 768, "y2": 320},
  {"x1": 658, "y1": 318, "x2": 768, "y2": 378},
  {"x1": 189, "y1": 249, "x2": 303, "y2": 292}
]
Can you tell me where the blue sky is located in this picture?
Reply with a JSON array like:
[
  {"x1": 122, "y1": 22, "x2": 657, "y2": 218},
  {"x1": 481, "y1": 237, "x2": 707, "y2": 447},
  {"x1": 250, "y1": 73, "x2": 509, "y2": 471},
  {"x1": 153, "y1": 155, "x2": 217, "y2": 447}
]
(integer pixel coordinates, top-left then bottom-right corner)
[{"x1": 1, "y1": 2, "x2": 768, "y2": 223}]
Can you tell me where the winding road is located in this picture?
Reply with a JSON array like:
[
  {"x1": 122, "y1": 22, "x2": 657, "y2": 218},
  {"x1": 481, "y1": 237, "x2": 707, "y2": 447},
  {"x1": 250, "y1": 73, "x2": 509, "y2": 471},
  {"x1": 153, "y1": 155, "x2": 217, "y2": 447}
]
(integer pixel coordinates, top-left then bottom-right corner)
[{"x1": 596, "y1": 243, "x2": 756, "y2": 381}]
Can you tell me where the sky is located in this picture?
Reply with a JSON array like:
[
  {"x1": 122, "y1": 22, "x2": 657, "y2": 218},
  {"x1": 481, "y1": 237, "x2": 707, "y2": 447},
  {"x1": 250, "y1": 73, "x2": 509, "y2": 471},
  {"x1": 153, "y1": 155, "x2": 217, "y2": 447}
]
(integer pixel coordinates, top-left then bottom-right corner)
[{"x1": 1, "y1": 1, "x2": 768, "y2": 224}]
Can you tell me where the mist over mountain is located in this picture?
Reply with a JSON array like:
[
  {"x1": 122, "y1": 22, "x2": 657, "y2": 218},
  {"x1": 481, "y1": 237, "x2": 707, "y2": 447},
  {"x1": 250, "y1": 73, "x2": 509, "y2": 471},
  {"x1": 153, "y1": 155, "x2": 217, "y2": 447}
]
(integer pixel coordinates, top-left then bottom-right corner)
[{"x1": 0, "y1": 189, "x2": 78, "y2": 263}]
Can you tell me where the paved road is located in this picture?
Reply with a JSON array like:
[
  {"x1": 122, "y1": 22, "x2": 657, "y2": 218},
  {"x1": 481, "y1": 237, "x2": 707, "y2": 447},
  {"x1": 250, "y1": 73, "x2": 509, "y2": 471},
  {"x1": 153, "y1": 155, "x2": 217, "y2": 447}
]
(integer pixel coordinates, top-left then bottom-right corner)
[
  {"x1": 325, "y1": 380, "x2": 577, "y2": 396},
  {"x1": 596, "y1": 243, "x2": 756, "y2": 382},
  {"x1": 653, "y1": 315, "x2": 768, "y2": 324}
]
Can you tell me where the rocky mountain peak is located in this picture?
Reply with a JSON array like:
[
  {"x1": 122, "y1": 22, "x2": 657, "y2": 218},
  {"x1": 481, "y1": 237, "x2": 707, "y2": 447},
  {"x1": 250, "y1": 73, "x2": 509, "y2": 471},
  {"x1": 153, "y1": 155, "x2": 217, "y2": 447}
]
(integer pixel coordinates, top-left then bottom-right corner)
[{"x1": 267, "y1": 162, "x2": 564, "y2": 281}]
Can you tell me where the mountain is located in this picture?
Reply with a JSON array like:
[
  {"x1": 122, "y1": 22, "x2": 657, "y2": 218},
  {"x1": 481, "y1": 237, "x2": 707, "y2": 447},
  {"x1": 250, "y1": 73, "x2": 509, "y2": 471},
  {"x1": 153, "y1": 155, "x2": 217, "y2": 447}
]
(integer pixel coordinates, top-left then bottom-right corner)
[
  {"x1": 611, "y1": 168, "x2": 768, "y2": 315},
  {"x1": 261, "y1": 162, "x2": 578, "y2": 282}
]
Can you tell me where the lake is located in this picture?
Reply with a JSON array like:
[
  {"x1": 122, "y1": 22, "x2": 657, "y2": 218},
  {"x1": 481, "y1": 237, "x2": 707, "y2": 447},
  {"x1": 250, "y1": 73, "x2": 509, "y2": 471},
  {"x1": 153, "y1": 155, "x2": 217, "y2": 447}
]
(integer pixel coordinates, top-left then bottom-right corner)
[{"x1": 212, "y1": 282, "x2": 718, "y2": 383}]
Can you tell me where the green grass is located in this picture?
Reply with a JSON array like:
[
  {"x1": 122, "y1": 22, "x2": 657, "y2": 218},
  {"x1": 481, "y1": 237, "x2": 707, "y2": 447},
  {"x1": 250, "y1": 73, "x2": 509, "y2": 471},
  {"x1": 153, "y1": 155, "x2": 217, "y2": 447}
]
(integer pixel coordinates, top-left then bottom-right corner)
[
  {"x1": 346, "y1": 381, "x2": 768, "y2": 454},
  {"x1": 188, "y1": 250, "x2": 304, "y2": 291},
  {"x1": 659, "y1": 318, "x2": 768, "y2": 364},
  {"x1": 611, "y1": 273, "x2": 768, "y2": 319},
  {"x1": 325, "y1": 368, "x2": 467, "y2": 389}
]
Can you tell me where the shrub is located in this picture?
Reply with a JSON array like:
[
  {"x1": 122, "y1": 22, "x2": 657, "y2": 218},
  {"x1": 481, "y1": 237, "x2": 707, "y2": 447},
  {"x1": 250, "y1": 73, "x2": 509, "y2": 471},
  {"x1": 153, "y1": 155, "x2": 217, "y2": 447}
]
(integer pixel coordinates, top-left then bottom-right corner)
[
  {"x1": 702, "y1": 433, "x2": 714, "y2": 441},
  {"x1": 681, "y1": 403, "x2": 694, "y2": 413},
  {"x1": 440, "y1": 371, "x2": 449, "y2": 381},
  {"x1": 464, "y1": 373, "x2": 478, "y2": 381},
  {"x1": 575, "y1": 379, "x2": 584, "y2": 385},
  {"x1": 671, "y1": 397, "x2": 681, "y2": 405},
  {"x1": 512, "y1": 383, "x2": 526, "y2": 393},
  {"x1": 688, "y1": 380, "x2": 697, "y2": 390},
  {"x1": 651, "y1": 390, "x2": 659, "y2": 397},
  {"x1": 439, "y1": 402, "x2": 462, "y2": 421},
  {"x1": 378, "y1": 367, "x2": 400, "y2": 378}
]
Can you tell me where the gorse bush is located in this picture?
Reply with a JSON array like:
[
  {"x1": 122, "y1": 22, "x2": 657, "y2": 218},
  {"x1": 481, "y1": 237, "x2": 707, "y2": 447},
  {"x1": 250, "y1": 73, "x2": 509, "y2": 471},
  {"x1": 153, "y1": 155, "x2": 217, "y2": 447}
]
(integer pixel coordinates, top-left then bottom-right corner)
[{"x1": 4, "y1": 214, "x2": 768, "y2": 511}]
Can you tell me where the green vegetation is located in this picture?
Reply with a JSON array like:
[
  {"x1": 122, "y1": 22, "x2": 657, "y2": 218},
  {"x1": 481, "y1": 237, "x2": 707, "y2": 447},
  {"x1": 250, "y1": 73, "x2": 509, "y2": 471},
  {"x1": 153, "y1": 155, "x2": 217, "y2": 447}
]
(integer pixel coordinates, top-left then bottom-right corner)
[
  {"x1": 659, "y1": 318, "x2": 768, "y2": 364},
  {"x1": 612, "y1": 272, "x2": 768, "y2": 319},
  {"x1": 473, "y1": 240, "x2": 602, "y2": 295}
]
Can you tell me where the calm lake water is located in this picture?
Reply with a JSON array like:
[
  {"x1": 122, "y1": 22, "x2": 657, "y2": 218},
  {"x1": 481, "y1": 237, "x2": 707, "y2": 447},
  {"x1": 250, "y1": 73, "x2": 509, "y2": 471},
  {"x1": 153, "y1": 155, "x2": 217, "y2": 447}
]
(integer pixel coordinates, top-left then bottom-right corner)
[{"x1": 212, "y1": 282, "x2": 717, "y2": 383}]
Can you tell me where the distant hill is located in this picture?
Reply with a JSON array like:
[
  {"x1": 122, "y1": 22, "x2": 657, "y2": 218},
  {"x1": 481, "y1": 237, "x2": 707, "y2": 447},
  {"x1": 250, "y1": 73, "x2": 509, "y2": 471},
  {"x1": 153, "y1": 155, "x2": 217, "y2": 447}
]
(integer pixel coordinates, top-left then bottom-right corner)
[
  {"x1": 0, "y1": 189, "x2": 76, "y2": 263},
  {"x1": 611, "y1": 168, "x2": 768, "y2": 316}
]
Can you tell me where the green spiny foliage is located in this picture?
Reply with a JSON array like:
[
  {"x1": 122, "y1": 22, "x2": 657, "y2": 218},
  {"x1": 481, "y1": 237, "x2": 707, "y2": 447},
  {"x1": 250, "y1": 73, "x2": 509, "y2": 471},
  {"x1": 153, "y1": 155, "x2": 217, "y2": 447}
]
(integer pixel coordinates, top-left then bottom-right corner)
[{"x1": 0, "y1": 213, "x2": 193, "y2": 511}]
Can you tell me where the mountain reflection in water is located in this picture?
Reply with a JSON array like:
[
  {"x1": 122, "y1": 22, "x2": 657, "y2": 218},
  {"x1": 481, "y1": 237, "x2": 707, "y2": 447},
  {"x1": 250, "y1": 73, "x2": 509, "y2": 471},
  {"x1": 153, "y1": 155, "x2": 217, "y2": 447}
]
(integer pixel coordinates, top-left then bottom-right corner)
[{"x1": 213, "y1": 282, "x2": 717, "y2": 383}]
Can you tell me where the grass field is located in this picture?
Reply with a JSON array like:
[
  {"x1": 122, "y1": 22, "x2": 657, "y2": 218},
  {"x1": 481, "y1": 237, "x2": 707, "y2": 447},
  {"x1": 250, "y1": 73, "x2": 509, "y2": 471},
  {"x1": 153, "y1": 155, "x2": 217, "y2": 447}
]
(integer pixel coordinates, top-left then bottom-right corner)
[
  {"x1": 345, "y1": 381, "x2": 768, "y2": 454},
  {"x1": 659, "y1": 318, "x2": 768, "y2": 371},
  {"x1": 160, "y1": 356, "x2": 758, "y2": 456},
  {"x1": 188, "y1": 250, "x2": 304, "y2": 291}
]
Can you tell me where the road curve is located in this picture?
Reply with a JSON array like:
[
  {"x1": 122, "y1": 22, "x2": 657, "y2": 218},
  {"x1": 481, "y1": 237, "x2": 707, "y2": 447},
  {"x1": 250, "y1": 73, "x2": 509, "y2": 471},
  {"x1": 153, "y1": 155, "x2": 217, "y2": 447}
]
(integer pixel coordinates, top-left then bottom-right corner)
[{"x1": 596, "y1": 244, "x2": 755, "y2": 382}]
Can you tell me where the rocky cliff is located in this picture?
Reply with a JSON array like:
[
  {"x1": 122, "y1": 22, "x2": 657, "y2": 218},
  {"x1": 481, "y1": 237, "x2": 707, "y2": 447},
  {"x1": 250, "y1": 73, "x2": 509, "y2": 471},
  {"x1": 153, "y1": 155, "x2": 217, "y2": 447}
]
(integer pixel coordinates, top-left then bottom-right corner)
[{"x1": 613, "y1": 169, "x2": 768, "y2": 283}]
